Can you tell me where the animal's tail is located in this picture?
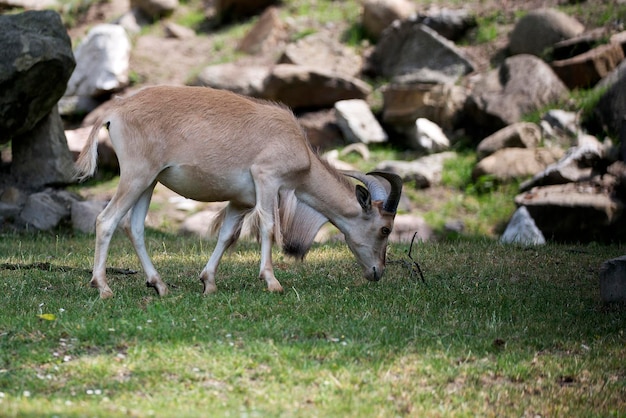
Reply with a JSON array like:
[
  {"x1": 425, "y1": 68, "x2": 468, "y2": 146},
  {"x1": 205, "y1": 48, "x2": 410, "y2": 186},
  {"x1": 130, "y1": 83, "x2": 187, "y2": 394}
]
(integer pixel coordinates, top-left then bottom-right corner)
[{"x1": 73, "y1": 117, "x2": 107, "y2": 182}]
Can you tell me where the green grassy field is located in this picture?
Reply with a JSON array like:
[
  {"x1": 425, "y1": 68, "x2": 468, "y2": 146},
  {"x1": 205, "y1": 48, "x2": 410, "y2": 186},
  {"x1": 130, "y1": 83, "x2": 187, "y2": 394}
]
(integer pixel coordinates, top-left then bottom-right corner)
[{"x1": 0, "y1": 231, "x2": 624, "y2": 416}]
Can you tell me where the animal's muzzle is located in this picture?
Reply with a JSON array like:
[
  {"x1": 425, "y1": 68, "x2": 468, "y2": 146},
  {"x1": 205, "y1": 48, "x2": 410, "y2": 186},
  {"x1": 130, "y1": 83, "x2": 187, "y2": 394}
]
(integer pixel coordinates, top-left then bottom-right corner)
[{"x1": 366, "y1": 266, "x2": 383, "y2": 282}]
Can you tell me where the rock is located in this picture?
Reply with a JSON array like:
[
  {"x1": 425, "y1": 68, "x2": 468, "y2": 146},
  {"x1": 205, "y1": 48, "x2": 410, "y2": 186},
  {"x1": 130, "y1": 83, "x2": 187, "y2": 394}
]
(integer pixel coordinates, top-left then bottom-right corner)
[
  {"x1": 237, "y1": 6, "x2": 286, "y2": 55},
  {"x1": 10, "y1": 107, "x2": 75, "y2": 188},
  {"x1": 389, "y1": 214, "x2": 434, "y2": 243},
  {"x1": 416, "y1": 7, "x2": 476, "y2": 41},
  {"x1": 190, "y1": 62, "x2": 270, "y2": 96},
  {"x1": 367, "y1": 21, "x2": 475, "y2": 83},
  {"x1": 261, "y1": 64, "x2": 371, "y2": 109},
  {"x1": 381, "y1": 82, "x2": 467, "y2": 131},
  {"x1": 473, "y1": 148, "x2": 563, "y2": 182},
  {"x1": 163, "y1": 22, "x2": 195, "y2": 39},
  {"x1": 508, "y1": 8, "x2": 585, "y2": 57},
  {"x1": 334, "y1": 99, "x2": 387, "y2": 144},
  {"x1": 130, "y1": 0, "x2": 178, "y2": 19},
  {"x1": 0, "y1": 0, "x2": 58, "y2": 9},
  {"x1": 552, "y1": 27, "x2": 610, "y2": 60},
  {"x1": 463, "y1": 54, "x2": 569, "y2": 138},
  {"x1": 599, "y1": 256, "x2": 626, "y2": 303},
  {"x1": 278, "y1": 32, "x2": 363, "y2": 78},
  {"x1": 515, "y1": 182, "x2": 624, "y2": 242},
  {"x1": 361, "y1": 0, "x2": 415, "y2": 40},
  {"x1": 0, "y1": 10, "x2": 75, "y2": 141},
  {"x1": 520, "y1": 135, "x2": 603, "y2": 191},
  {"x1": 179, "y1": 204, "x2": 227, "y2": 237},
  {"x1": 409, "y1": 118, "x2": 449, "y2": 153},
  {"x1": 376, "y1": 152, "x2": 456, "y2": 188},
  {"x1": 586, "y1": 61, "x2": 626, "y2": 137},
  {"x1": 19, "y1": 191, "x2": 70, "y2": 230},
  {"x1": 65, "y1": 24, "x2": 131, "y2": 98},
  {"x1": 540, "y1": 109, "x2": 579, "y2": 148},
  {"x1": 297, "y1": 110, "x2": 344, "y2": 151},
  {"x1": 71, "y1": 199, "x2": 107, "y2": 233},
  {"x1": 611, "y1": 31, "x2": 626, "y2": 56},
  {"x1": 215, "y1": 0, "x2": 278, "y2": 21},
  {"x1": 551, "y1": 42, "x2": 624, "y2": 89},
  {"x1": 476, "y1": 122, "x2": 542, "y2": 160},
  {"x1": 500, "y1": 206, "x2": 546, "y2": 245}
]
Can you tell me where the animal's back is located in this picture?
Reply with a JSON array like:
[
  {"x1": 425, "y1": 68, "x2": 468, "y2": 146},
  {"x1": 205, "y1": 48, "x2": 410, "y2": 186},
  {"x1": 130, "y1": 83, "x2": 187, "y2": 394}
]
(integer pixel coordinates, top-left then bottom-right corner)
[{"x1": 105, "y1": 86, "x2": 312, "y2": 204}]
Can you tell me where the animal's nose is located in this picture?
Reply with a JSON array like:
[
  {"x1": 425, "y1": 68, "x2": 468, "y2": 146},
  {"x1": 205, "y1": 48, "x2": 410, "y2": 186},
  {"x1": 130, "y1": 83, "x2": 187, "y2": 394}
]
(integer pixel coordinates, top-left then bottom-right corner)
[{"x1": 366, "y1": 265, "x2": 383, "y2": 282}]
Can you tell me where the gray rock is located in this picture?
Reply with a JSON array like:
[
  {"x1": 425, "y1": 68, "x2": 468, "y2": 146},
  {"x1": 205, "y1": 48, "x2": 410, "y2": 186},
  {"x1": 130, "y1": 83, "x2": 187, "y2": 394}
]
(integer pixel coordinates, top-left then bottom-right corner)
[
  {"x1": 261, "y1": 64, "x2": 371, "y2": 109},
  {"x1": 588, "y1": 62, "x2": 626, "y2": 137},
  {"x1": 389, "y1": 214, "x2": 434, "y2": 243},
  {"x1": 0, "y1": 10, "x2": 75, "y2": 141},
  {"x1": 552, "y1": 42, "x2": 624, "y2": 89},
  {"x1": 65, "y1": 24, "x2": 131, "y2": 98},
  {"x1": 520, "y1": 135, "x2": 603, "y2": 191},
  {"x1": 476, "y1": 122, "x2": 542, "y2": 161},
  {"x1": 334, "y1": 99, "x2": 387, "y2": 144},
  {"x1": 237, "y1": 6, "x2": 286, "y2": 55},
  {"x1": 189, "y1": 62, "x2": 270, "y2": 97},
  {"x1": 381, "y1": 82, "x2": 467, "y2": 131},
  {"x1": 500, "y1": 206, "x2": 546, "y2": 245},
  {"x1": 368, "y1": 21, "x2": 475, "y2": 83},
  {"x1": 508, "y1": 8, "x2": 584, "y2": 57},
  {"x1": 361, "y1": 0, "x2": 415, "y2": 40},
  {"x1": 10, "y1": 107, "x2": 75, "y2": 188},
  {"x1": 473, "y1": 148, "x2": 563, "y2": 182},
  {"x1": 278, "y1": 32, "x2": 363, "y2": 78},
  {"x1": 464, "y1": 54, "x2": 569, "y2": 137},
  {"x1": 410, "y1": 118, "x2": 449, "y2": 153},
  {"x1": 71, "y1": 200, "x2": 107, "y2": 234},
  {"x1": 515, "y1": 182, "x2": 624, "y2": 242},
  {"x1": 130, "y1": 0, "x2": 178, "y2": 19},
  {"x1": 599, "y1": 256, "x2": 626, "y2": 303},
  {"x1": 20, "y1": 191, "x2": 69, "y2": 230},
  {"x1": 376, "y1": 151, "x2": 456, "y2": 188}
]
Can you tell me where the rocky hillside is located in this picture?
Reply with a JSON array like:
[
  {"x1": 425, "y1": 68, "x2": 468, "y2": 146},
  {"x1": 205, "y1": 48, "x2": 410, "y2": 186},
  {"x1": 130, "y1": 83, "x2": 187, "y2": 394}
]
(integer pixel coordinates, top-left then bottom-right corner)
[{"x1": 1, "y1": 0, "x2": 625, "y2": 243}]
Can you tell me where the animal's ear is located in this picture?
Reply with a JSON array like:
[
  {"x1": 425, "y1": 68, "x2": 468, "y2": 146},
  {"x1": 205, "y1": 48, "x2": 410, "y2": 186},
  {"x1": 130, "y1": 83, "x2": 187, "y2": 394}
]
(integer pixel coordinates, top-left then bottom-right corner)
[{"x1": 355, "y1": 185, "x2": 371, "y2": 211}]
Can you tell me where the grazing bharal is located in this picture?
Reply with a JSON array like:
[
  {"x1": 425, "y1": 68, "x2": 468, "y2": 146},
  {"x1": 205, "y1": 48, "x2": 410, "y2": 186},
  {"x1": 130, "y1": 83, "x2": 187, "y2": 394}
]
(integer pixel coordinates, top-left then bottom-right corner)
[{"x1": 74, "y1": 85, "x2": 402, "y2": 299}]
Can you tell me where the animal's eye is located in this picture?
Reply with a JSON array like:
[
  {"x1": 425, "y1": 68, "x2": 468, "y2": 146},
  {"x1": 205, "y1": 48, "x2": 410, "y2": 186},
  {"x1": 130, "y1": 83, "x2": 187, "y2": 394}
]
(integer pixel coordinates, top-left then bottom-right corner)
[{"x1": 381, "y1": 227, "x2": 391, "y2": 236}]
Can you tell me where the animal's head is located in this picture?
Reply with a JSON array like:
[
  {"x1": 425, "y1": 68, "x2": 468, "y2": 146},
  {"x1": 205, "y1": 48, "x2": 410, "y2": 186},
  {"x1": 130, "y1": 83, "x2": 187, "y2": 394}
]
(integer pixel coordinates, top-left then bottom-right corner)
[{"x1": 343, "y1": 171, "x2": 403, "y2": 282}]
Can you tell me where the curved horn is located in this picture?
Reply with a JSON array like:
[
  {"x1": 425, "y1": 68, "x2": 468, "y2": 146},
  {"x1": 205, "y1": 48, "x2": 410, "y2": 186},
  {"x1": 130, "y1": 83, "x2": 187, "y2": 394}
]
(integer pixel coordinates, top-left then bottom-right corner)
[
  {"x1": 367, "y1": 171, "x2": 403, "y2": 214},
  {"x1": 342, "y1": 170, "x2": 388, "y2": 202}
]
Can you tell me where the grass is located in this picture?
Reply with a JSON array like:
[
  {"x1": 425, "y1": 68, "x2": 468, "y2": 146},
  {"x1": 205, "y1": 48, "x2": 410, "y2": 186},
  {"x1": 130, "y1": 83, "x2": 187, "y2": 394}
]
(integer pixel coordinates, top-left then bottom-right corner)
[{"x1": 0, "y1": 231, "x2": 624, "y2": 416}]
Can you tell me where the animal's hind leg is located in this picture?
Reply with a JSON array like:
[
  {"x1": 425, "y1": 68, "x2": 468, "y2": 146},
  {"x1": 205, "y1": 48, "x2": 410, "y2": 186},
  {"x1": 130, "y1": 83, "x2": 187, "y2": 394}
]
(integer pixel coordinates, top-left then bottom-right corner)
[
  {"x1": 121, "y1": 181, "x2": 168, "y2": 296},
  {"x1": 91, "y1": 177, "x2": 155, "y2": 298},
  {"x1": 250, "y1": 168, "x2": 283, "y2": 293},
  {"x1": 199, "y1": 204, "x2": 247, "y2": 295}
]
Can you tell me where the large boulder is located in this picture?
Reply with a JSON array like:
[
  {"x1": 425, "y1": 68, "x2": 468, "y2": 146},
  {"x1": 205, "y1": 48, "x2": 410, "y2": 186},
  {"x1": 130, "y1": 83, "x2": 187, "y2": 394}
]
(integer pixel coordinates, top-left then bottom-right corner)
[
  {"x1": 551, "y1": 42, "x2": 624, "y2": 89},
  {"x1": 11, "y1": 107, "x2": 75, "y2": 187},
  {"x1": 586, "y1": 61, "x2": 626, "y2": 137},
  {"x1": 278, "y1": 32, "x2": 363, "y2": 78},
  {"x1": 515, "y1": 182, "x2": 624, "y2": 242},
  {"x1": 463, "y1": 54, "x2": 569, "y2": 138},
  {"x1": 261, "y1": 64, "x2": 372, "y2": 109},
  {"x1": 508, "y1": 8, "x2": 585, "y2": 57},
  {"x1": 65, "y1": 24, "x2": 131, "y2": 98},
  {"x1": 361, "y1": 0, "x2": 415, "y2": 40},
  {"x1": 0, "y1": 10, "x2": 75, "y2": 142},
  {"x1": 367, "y1": 20, "x2": 475, "y2": 84}
]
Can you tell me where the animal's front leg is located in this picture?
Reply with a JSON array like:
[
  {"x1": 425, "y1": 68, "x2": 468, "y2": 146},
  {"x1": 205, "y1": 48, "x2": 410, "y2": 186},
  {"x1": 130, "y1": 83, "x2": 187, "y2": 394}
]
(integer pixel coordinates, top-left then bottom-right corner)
[{"x1": 254, "y1": 206, "x2": 283, "y2": 293}]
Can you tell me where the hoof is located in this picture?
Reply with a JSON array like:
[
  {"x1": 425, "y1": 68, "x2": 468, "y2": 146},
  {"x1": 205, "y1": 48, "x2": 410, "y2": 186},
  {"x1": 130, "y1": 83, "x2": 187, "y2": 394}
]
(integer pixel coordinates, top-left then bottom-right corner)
[
  {"x1": 267, "y1": 282, "x2": 284, "y2": 293},
  {"x1": 99, "y1": 288, "x2": 114, "y2": 299},
  {"x1": 147, "y1": 281, "x2": 169, "y2": 297},
  {"x1": 202, "y1": 282, "x2": 218, "y2": 295},
  {"x1": 90, "y1": 278, "x2": 113, "y2": 299}
]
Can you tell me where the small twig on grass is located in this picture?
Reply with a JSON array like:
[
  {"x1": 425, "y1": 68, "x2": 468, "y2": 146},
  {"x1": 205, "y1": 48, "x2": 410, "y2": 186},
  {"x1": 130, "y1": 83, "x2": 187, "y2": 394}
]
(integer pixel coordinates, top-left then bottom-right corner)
[
  {"x1": 406, "y1": 232, "x2": 426, "y2": 283},
  {"x1": 388, "y1": 231, "x2": 426, "y2": 283}
]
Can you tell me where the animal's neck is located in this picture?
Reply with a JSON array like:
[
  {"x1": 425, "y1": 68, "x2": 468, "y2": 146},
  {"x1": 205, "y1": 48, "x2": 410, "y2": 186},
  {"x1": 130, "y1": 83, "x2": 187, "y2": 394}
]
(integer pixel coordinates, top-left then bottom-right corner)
[{"x1": 295, "y1": 155, "x2": 361, "y2": 229}]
